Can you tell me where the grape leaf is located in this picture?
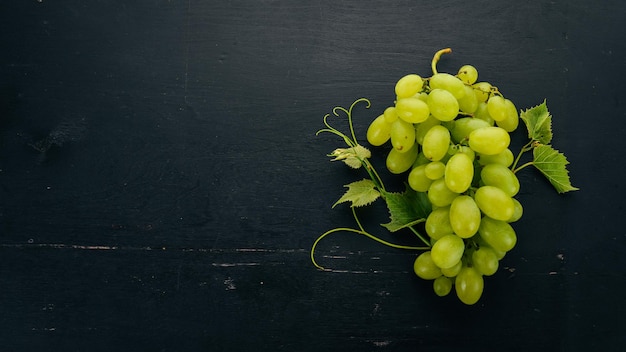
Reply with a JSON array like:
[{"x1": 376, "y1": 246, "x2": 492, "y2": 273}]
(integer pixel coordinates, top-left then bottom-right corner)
[
  {"x1": 328, "y1": 145, "x2": 371, "y2": 169},
  {"x1": 381, "y1": 185, "x2": 432, "y2": 232},
  {"x1": 333, "y1": 179, "x2": 381, "y2": 208},
  {"x1": 520, "y1": 100, "x2": 553, "y2": 144},
  {"x1": 532, "y1": 144, "x2": 579, "y2": 193}
]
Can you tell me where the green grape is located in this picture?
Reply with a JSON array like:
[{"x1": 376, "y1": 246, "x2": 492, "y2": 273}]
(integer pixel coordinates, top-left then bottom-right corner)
[
  {"x1": 412, "y1": 151, "x2": 431, "y2": 168},
  {"x1": 416, "y1": 92, "x2": 429, "y2": 102},
  {"x1": 425, "y1": 206, "x2": 453, "y2": 240},
  {"x1": 456, "y1": 145, "x2": 476, "y2": 161},
  {"x1": 457, "y1": 64, "x2": 478, "y2": 85},
  {"x1": 424, "y1": 161, "x2": 446, "y2": 180},
  {"x1": 433, "y1": 276, "x2": 453, "y2": 297},
  {"x1": 455, "y1": 267, "x2": 484, "y2": 305},
  {"x1": 413, "y1": 251, "x2": 442, "y2": 280},
  {"x1": 450, "y1": 117, "x2": 491, "y2": 143},
  {"x1": 438, "y1": 150, "x2": 453, "y2": 165},
  {"x1": 472, "y1": 247, "x2": 499, "y2": 276},
  {"x1": 458, "y1": 84, "x2": 478, "y2": 114},
  {"x1": 431, "y1": 234, "x2": 465, "y2": 269},
  {"x1": 422, "y1": 125, "x2": 451, "y2": 161},
  {"x1": 475, "y1": 237, "x2": 507, "y2": 260},
  {"x1": 474, "y1": 185, "x2": 515, "y2": 221},
  {"x1": 494, "y1": 249, "x2": 506, "y2": 260},
  {"x1": 415, "y1": 115, "x2": 441, "y2": 145},
  {"x1": 428, "y1": 178, "x2": 459, "y2": 207},
  {"x1": 472, "y1": 82, "x2": 492, "y2": 103},
  {"x1": 486, "y1": 95, "x2": 508, "y2": 122},
  {"x1": 441, "y1": 259, "x2": 462, "y2": 277},
  {"x1": 449, "y1": 195, "x2": 481, "y2": 238},
  {"x1": 474, "y1": 102, "x2": 495, "y2": 125},
  {"x1": 507, "y1": 198, "x2": 523, "y2": 223},
  {"x1": 395, "y1": 74, "x2": 423, "y2": 99},
  {"x1": 468, "y1": 126, "x2": 510, "y2": 155},
  {"x1": 442, "y1": 120, "x2": 456, "y2": 133},
  {"x1": 427, "y1": 89, "x2": 459, "y2": 121},
  {"x1": 446, "y1": 143, "x2": 457, "y2": 156},
  {"x1": 366, "y1": 114, "x2": 392, "y2": 146},
  {"x1": 408, "y1": 164, "x2": 433, "y2": 192},
  {"x1": 395, "y1": 97, "x2": 430, "y2": 123},
  {"x1": 444, "y1": 152, "x2": 474, "y2": 193},
  {"x1": 480, "y1": 163, "x2": 520, "y2": 196},
  {"x1": 390, "y1": 118, "x2": 416, "y2": 153},
  {"x1": 477, "y1": 148, "x2": 514, "y2": 167},
  {"x1": 429, "y1": 73, "x2": 466, "y2": 99},
  {"x1": 386, "y1": 143, "x2": 418, "y2": 174},
  {"x1": 478, "y1": 216, "x2": 517, "y2": 253},
  {"x1": 495, "y1": 98, "x2": 519, "y2": 132},
  {"x1": 383, "y1": 106, "x2": 398, "y2": 124}
]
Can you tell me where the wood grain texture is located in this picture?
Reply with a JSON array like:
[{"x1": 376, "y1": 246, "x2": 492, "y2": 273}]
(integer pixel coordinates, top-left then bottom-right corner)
[{"x1": 0, "y1": 0, "x2": 625, "y2": 351}]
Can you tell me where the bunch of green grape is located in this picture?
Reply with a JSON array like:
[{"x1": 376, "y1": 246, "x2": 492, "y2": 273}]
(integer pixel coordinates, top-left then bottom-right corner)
[{"x1": 365, "y1": 63, "x2": 522, "y2": 305}]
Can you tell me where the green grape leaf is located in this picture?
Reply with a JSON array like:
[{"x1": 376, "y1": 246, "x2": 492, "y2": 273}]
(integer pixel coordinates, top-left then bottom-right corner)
[
  {"x1": 381, "y1": 185, "x2": 432, "y2": 232},
  {"x1": 328, "y1": 145, "x2": 371, "y2": 169},
  {"x1": 532, "y1": 144, "x2": 579, "y2": 193},
  {"x1": 520, "y1": 100, "x2": 553, "y2": 144},
  {"x1": 333, "y1": 179, "x2": 381, "y2": 208}
]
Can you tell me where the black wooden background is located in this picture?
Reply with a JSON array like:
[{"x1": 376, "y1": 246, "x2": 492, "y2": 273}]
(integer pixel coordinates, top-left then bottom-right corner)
[{"x1": 1, "y1": 1, "x2": 624, "y2": 351}]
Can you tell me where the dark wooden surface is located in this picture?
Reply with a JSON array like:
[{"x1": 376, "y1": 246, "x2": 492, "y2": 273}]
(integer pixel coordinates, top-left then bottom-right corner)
[{"x1": 0, "y1": 1, "x2": 624, "y2": 351}]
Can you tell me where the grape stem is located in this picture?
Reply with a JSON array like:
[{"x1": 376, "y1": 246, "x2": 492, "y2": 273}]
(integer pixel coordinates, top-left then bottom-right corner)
[
  {"x1": 407, "y1": 224, "x2": 431, "y2": 247},
  {"x1": 361, "y1": 157, "x2": 386, "y2": 193},
  {"x1": 513, "y1": 161, "x2": 534, "y2": 173},
  {"x1": 431, "y1": 48, "x2": 452, "y2": 75},
  {"x1": 511, "y1": 140, "x2": 536, "y2": 173}
]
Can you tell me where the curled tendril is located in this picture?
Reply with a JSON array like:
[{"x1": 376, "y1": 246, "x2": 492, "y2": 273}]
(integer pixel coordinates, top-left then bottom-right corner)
[
  {"x1": 345, "y1": 98, "x2": 371, "y2": 144},
  {"x1": 319, "y1": 98, "x2": 371, "y2": 147},
  {"x1": 310, "y1": 227, "x2": 429, "y2": 271},
  {"x1": 331, "y1": 97, "x2": 371, "y2": 118}
]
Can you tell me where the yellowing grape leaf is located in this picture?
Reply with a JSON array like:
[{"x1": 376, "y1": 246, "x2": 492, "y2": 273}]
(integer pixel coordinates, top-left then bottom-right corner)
[
  {"x1": 381, "y1": 185, "x2": 432, "y2": 232},
  {"x1": 333, "y1": 179, "x2": 381, "y2": 208},
  {"x1": 328, "y1": 145, "x2": 371, "y2": 169},
  {"x1": 533, "y1": 144, "x2": 579, "y2": 193},
  {"x1": 521, "y1": 100, "x2": 553, "y2": 144}
]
